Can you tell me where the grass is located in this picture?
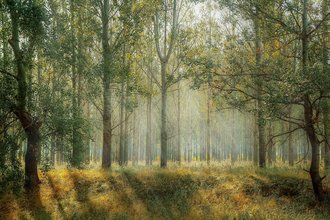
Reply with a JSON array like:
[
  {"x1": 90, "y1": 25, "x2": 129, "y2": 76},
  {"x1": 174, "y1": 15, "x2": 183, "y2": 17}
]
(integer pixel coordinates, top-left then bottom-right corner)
[{"x1": 1, "y1": 162, "x2": 330, "y2": 220}]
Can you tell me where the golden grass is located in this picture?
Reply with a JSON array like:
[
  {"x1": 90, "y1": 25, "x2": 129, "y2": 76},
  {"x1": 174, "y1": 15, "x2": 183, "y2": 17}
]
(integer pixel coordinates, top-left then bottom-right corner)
[{"x1": 0, "y1": 163, "x2": 329, "y2": 220}]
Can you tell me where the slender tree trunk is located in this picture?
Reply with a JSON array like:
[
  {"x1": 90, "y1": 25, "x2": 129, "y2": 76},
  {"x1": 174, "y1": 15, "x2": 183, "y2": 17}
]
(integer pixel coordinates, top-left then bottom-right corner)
[
  {"x1": 253, "y1": 111, "x2": 258, "y2": 166},
  {"x1": 101, "y1": 0, "x2": 112, "y2": 168},
  {"x1": 188, "y1": 107, "x2": 193, "y2": 163},
  {"x1": 177, "y1": 81, "x2": 181, "y2": 164},
  {"x1": 302, "y1": 0, "x2": 324, "y2": 201},
  {"x1": 206, "y1": 81, "x2": 211, "y2": 165},
  {"x1": 288, "y1": 108, "x2": 294, "y2": 166},
  {"x1": 267, "y1": 122, "x2": 272, "y2": 166},
  {"x1": 124, "y1": 79, "x2": 129, "y2": 165},
  {"x1": 154, "y1": 0, "x2": 177, "y2": 168},
  {"x1": 322, "y1": 0, "x2": 330, "y2": 171},
  {"x1": 254, "y1": 8, "x2": 266, "y2": 168},
  {"x1": 160, "y1": 62, "x2": 167, "y2": 168},
  {"x1": 70, "y1": 0, "x2": 84, "y2": 167},
  {"x1": 132, "y1": 110, "x2": 137, "y2": 166},
  {"x1": 119, "y1": 74, "x2": 125, "y2": 166},
  {"x1": 231, "y1": 110, "x2": 236, "y2": 165},
  {"x1": 305, "y1": 97, "x2": 324, "y2": 201},
  {"x1": 146, "y1": 76, "x2": 152, "y2": 165},
  {"x1": 323, "y1": 106, "x2": 330, "y2": 169},
  {"x1": 86, "y1": 102, "x2": 91, "y2": 163}
]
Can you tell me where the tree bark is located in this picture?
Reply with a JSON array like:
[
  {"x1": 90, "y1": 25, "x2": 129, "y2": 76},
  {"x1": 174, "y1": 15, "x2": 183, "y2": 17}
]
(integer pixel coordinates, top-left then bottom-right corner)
[
  {"x1": 15, "y1": 112, "x2": 41, "y2": 188},
  {"x1": 146, "y1": 75, "x2": 152, "y2": 165},
  {"x1": 206, "y1": 80, "x2": 211, "y2": 165},
  {"x1": 101, "y1": 0, "x2": 112, "y2": 168},
  {"x1": 322, "y1": 0, "x2": 330, "y2": 171},
  {"x1": 177, "y1": 81, "x2": 181, "y2": 164},
  {"x1": 288, "y1": 108, "x2": 294, "y2": 166},
  {"x1": 302, "y1": 0, "x2": 324, "y2": 201},
  {"x1": 253, "y1": 110, "x2": 258, "y2": 166},
  {"x1": 254, "y1": 7, "x2": 266, "y2": 168},
  {"x1": 124, "y1": 79, "x2": 129, "y2": 165},
  {"x1": 323, "y1": 106, "x2": 330, "y2": 169},
  {"x1": 160, "y1": 62, "x2": 168, "y2": 168},
  {"x1": 119, "y1": 73, "x2": 125, "y2": 166}
]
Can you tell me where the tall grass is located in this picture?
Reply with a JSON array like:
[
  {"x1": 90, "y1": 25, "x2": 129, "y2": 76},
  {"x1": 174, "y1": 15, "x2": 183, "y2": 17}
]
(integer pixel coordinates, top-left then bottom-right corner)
[{"x1": 0, "y1": 163, "x2": 329, "y2": 220}]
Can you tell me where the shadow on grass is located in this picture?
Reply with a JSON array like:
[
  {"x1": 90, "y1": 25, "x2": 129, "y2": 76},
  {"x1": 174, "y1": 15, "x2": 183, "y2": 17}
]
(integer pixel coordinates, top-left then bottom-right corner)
[
  {"x1": 121, "y1": 169, "x2": 198, "y2": 220},
  {"x1": 47, "y1": 176, "x2": 67, "y2": 219},
  {"x1": 245, "y1": 171, "x2": 312, "y2": 198},
  {"x1": 69, "y1": 173, "x2": 110, "y2": 219},
  {"x1": 242, "y1": 170, "x2": 330, "y2": 215},
  {"x1": 24, "y1": 186, "x2": 52, "y2": 220}
]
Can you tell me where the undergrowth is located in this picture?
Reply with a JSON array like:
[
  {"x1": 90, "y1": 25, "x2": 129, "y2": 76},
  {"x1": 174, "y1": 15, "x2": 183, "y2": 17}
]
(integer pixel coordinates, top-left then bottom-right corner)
[{"x1": 0, "y1": 164, "x2": 330, "y2": 220}]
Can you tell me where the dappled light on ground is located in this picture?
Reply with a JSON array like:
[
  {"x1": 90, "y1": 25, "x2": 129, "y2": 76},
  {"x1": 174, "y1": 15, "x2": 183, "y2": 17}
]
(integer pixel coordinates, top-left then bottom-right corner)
[{"x1": 1, "y1": 164, "x2": 330, "y2": 219}]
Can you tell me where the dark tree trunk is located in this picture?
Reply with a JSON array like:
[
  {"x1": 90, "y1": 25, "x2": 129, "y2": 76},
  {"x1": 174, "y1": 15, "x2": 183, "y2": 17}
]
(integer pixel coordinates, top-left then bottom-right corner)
[
  {"x1": 302, "y1": 0, "x2": 324, "y2": 201},
  {"x1": 322, "y1": 0, "x2": 330, "y2": 171},
  {"x1": 15, "y1": 111, "x2": 41, "y2": 189},
  {"x1": 304, "y1": 96, "x2": 325, "y2": 201},
  {"x1": 324, "y1": 108, "x2": 330, "y2": 169}
]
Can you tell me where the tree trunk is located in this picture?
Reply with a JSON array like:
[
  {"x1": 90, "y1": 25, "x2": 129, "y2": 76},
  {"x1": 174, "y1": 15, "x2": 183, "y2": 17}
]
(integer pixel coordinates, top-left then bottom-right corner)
[
  {"x1": 231, "y1": 110, "x2": 236, "y2": 165},
  {"x1": 288, "y1": 108, "x2": 294, "y2": 166},
  {"x1": 324, "y1": 106, "x2": 330, "y2": 169},
  {"x1": 146, "y1": 69, "x2": 152, "y2": 165},
  {"x1": 124, "y1": 79, "x2": 129, "y2": 165},
  {"x1": 101, "y1": 0, "x2": 112, "y2": 168},
  {"x1": 253, "y1": 112, "x2": 258, "y2": 166},
  {"x1": 24, "y1": 120, "x2": 41, "y2": 188},
  {"x1": 154, "y1": 0, "x2": 177, "y2": 168},
  {"x1": 14, "y1": 111, "x2": 42, "y2": 188},
  {"x1": 119, "y1": 75, "x2": 125, "y2": 166},
  {"x1": 70, "y1": 0, "x2": 80, "y2": 167},
  {"x1": 305, "y1": 96, "x2": 324, "y2": 201},
  {"x1": 206, "y1": 81, "x2": 211, "y2": 165},
  {"x1": 132, "y1": 110, "x2": 137, "y2": 166},
  {"x1": 302, "y1": 0, "x2": 324, "y2": 201},
  {"x1": 254, "y1": 8, "x2": 266, "y2": 168},
  {"x1": 322, "y1": 0, "x2": 330, "y2": 171},
  {"x1": 160, "y1": 62, "x2": 168, "y2": 168},
  {"x1": 177, "y1": 81, "x2": 181, "y2": 164}
]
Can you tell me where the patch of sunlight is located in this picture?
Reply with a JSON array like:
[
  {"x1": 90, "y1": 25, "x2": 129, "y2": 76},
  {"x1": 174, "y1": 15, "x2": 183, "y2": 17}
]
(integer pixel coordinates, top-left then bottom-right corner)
[{"x1": 1, "y1": 166, "x2": 329, "y2": 220}]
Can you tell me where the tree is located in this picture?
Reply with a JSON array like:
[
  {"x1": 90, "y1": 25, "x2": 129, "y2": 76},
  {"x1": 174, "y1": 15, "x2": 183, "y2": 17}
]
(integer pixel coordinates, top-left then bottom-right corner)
[
  {"x1": 3, "y1": 0, "x2": 45, "y2": 189},
  {"x1": 253, "y1": 5, "x2": 266, "y2": 168},
  {"x1": 100, "y1": 0, "x2": 112, "y2": 168},
  {"x1": 321, "y1": 0, "x2": 330, "y2": 171},
  {"x1": 153, "y1": 0, "x2": 179, "y2": 168}
]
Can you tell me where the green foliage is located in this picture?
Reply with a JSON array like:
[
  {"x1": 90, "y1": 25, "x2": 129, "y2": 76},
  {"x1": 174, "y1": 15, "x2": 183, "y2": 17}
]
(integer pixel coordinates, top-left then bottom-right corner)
[{"x1": 0, "y1": 136, "x2": 24, "y2": 195}]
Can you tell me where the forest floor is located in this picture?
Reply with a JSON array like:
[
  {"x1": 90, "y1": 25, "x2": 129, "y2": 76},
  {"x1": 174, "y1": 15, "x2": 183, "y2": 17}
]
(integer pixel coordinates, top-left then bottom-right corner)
[{"x1": 1, "y1": 162, "x2": 330, "y2": 220}]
